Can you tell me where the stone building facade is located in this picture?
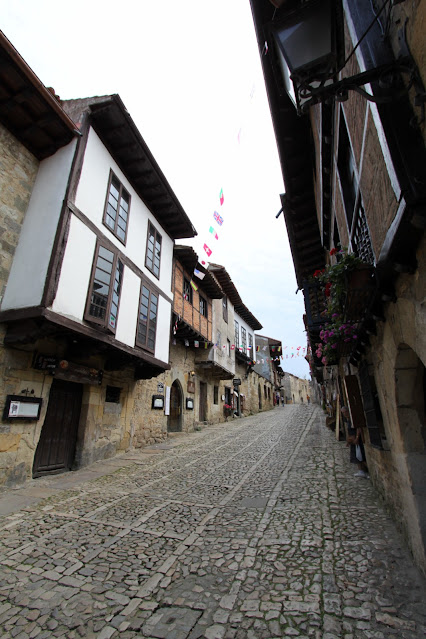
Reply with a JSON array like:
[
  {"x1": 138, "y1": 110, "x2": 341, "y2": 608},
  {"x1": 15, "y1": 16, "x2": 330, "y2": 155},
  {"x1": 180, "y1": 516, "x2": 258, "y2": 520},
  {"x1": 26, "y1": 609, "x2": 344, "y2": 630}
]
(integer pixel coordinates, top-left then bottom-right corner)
[
  {"x1": 250, "y1": 0, "x2": 426, "y2": 573},
  {"x1": 282, "y1": 373, "x2": 311, "y2": 405}
]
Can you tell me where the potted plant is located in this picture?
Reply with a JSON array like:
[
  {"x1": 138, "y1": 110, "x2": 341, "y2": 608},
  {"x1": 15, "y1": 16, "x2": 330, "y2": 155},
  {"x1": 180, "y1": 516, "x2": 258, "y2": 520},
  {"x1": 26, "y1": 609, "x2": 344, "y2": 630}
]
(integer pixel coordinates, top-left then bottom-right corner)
[
  {"x1": 223, "y1": 403, "x2": 233, "y2": 419},
  {"x1": 314, "y1": 247, "x2": 374, "y2": 317},
  {"x1": 315, "y1": 314, "x2": 359, "y2": 365}
]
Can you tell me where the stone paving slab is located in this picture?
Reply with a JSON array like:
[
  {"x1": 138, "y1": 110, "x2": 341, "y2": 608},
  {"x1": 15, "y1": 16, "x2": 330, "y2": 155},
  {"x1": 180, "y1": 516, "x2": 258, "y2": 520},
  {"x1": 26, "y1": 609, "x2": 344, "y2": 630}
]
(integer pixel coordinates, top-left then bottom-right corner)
[{"x1": 0, "y1": 405, "x2": 425, "y2": 638}]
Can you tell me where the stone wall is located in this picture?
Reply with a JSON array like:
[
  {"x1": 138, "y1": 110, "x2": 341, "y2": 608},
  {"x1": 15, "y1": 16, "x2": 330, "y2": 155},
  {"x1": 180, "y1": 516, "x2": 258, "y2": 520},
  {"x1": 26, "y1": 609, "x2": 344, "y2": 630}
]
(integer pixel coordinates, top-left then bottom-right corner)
[
  {"x1": 0, "y1": 124, "x2": 40, "y2": 486},
  {"x1": 283, "y1": 374, "x2": 311, "y2": 404},
  {"x1": 365, "y1": 235, "x2": 426, "y2": 573}
]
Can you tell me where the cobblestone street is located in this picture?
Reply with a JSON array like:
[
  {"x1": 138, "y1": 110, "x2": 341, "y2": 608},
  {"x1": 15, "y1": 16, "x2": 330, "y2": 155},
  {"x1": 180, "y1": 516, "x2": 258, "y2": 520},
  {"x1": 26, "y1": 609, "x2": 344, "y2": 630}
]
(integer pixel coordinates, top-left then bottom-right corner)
[{"x1": 1, "y1": 405, "x2": 425, "y2": 639}]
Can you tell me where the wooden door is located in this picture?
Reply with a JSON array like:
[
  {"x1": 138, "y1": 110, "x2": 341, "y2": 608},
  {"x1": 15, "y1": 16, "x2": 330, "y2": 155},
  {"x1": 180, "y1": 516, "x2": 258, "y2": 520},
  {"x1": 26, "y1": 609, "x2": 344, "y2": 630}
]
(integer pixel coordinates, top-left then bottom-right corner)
[
  {"x1": 199, "y1": 382, "x2": 207, "y2": 422},
  {"x1": 33, "y1": 380, "x2": 82, "y2": 477},
  {"x1": 168, "y1": 381, "x2": 182, "y2": 432}
]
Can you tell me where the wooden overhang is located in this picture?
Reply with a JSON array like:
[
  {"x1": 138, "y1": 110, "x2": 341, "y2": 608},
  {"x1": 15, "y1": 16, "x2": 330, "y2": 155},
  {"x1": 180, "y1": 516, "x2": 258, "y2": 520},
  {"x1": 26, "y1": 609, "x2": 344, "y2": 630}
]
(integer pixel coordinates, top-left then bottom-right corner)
[
  {"x1": 0, "y1": 30, "x2": 79, "y2": 159},
  {"x1": 208, "y1": 263, "x2": 263, "y2": 331},
  {"x1": 0, "y1": 307, "x2": 170, "y2": 380},
  {"x1": 193, "y1": 359, "x2": 235, "y2": 380},
  {"x1": 174, "y1": 246, "x2": 224, "y2": 299},
  {"x1": 248, "y1": 1, "x2": 325, "y2": 288},
  {"x1": 75, "y1": 95, "x2": 197, "y2": 240}
]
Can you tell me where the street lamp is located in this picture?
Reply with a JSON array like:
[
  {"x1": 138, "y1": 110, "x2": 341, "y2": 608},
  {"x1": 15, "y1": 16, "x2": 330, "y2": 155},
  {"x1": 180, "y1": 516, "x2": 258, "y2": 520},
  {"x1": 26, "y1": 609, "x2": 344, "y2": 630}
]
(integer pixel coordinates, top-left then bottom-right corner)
[{"x1": 269, "y1": 0, "x2": 422, "y2": 115}]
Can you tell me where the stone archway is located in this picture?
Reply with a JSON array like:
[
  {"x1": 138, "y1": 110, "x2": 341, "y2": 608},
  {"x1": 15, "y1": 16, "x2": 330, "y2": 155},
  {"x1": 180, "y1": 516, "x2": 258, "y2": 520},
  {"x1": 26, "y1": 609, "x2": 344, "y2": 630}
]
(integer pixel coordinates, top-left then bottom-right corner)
[
  {"x1": 168, "y1": 380, "x2": 183, "y2": 433},
  {"x1": 395, "y1": 344, "x2": 426, "y2": 568}
]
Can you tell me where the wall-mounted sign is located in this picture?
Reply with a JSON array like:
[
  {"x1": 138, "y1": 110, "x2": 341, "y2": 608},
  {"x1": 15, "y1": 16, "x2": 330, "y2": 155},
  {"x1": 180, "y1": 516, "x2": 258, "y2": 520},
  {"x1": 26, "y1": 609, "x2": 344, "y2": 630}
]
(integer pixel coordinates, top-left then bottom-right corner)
[
  {"x1": 186, "y1": 397, "x2": 194, "y2": 410},
  {"x1": 152, "y1": 395, "x2": 164, "y2": 410},
  {"x1": 165, "y1": 386, "x2": 171, "y2": 416},
  {"x1": 187, "y1": 380, "x2": 195, "y2": 394},
  {"x1": 33, "y1": 353, "x2": 102, "y2": 385},
  {"x1": 233, "y1": 378, "x2": 242, "y2": 386},
  {"x1": 3, "y1": 395, "x2": 42, "y2": 421}
]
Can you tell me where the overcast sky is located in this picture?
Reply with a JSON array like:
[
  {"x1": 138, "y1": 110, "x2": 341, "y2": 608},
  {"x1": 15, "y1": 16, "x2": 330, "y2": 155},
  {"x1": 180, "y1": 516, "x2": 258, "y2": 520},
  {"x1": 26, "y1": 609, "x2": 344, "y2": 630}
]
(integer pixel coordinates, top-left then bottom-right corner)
[{"x1": 1, "y1": 0, "x2": 310, "y2": 378}]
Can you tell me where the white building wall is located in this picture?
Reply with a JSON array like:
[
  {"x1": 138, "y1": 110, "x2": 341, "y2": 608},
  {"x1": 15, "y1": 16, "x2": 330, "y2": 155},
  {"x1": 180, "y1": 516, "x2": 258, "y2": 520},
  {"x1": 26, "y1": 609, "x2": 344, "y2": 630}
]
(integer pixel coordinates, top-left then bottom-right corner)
[
  {"x1": 51, "y1": 215, "x2": 96, "y2": 320},
  {"x1": 74, "y1": 128, "x2": 174, "y2": 297},
  {"x1": 155, "y1": 295, "x2": 172, "y2": 364},
  {"x1": 114, "y1": 267, "x2": 140, "y2": 347},
  {"x1": 212, "y1": 297, "x2": 235, "y2": 375},
  {"x1": 1, "y1": 140, "x2": 77, "y2": 310}
]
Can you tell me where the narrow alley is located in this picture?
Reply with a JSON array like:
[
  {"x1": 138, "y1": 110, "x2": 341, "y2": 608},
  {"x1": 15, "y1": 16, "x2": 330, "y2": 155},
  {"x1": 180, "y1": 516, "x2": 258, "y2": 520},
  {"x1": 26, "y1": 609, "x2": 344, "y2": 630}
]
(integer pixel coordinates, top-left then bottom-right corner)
[{"x1": 1, "y1": 405, "x2": 425, "y2": 639}]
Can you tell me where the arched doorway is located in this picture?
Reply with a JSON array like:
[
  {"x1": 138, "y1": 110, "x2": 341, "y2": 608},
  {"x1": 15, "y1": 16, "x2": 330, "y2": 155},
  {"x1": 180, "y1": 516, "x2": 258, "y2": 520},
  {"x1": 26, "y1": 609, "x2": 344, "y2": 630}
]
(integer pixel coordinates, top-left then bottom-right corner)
[
  {"x1": 395, "y1": 344, "x2": 426, "y2": 567},
  {"x1": 168, "y1": 380, "x2": 183, "y2": 432}
]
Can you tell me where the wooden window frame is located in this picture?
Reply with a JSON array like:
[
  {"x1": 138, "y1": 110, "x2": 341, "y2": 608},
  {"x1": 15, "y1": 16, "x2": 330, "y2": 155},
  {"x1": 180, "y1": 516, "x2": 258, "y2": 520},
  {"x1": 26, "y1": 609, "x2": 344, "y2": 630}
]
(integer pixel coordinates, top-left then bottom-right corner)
[
  {"x1": 234, "y1": 320, "x2": 239, "y2": 349},
  {"x1": 103, "y1": 170, "x2": 130, "y2": 245},
  {"x1": 136, "y1": 280, "x2": 159, "y2": 354},
  {"x1": 145, "y1": 221, "x2": 162, "y2": 279},
  {"x1": 241, "y1": 326, "x2": 247, "y2": 352},
  {"x1": 183, "y1": 278, "x2": 193, "y2": 305},
  {"x1": 248, "y1": 333, "x2": 253, "y2": 355},
  {"x1": 222, "y1": 296, "x2": 228, "y2": 323},
  {"x1": 84, "y1": 242, "x2": 123, "y2": 335},
  {"x1": 199, "y1": 295, "x2": 208, "y2": 318},
  {"x1": 213, "y1": 385, "x2": 219, "y2": 405}
]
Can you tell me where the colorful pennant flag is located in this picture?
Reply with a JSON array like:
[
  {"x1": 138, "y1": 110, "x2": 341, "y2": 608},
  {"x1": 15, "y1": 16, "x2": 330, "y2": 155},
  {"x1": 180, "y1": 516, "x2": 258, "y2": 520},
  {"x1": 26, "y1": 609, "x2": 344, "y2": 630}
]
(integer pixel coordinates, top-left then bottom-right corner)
[
  {"x1": 190, "y1": 280, "x2": 198, "y2": 291},
  {"x1": 185, "y1": 340, "x2": 189, "y2": 347},
  {"x1": 209, "y1": 226, "x2": 219, "y2": 239},
  {"x1": 203, "y1": 243, "x2": 212, "y2": 257},
  {"x1": 194, "y1": 267, "x2": 205, "y2": 280},
  {"x1": 219, "y1": 189, "x2": 224, "y2": 205},
  {"x1": 194, "y1": 341, "x2": 199, "y2": 348},
  {"x1": 213, "y1": 211, "x2": 223, "y2": 226}
]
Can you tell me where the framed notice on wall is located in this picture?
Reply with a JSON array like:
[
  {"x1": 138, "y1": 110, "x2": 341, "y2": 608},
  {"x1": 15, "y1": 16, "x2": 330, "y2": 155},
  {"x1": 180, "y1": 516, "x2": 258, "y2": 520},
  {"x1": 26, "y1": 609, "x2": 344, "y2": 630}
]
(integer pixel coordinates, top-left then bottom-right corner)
[{"x1": 3, "y1": 395, "x2": 42, "y2": 421}]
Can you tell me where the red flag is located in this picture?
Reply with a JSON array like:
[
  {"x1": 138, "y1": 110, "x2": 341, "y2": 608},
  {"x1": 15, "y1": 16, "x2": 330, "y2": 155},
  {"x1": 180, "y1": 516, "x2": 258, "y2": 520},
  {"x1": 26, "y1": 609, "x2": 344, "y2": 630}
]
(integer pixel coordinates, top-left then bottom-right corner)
[
  {"x1": 203, "y1": 244, "x2": 212, "y2": 257},
  {"x1": 219, "y1": 189, "x2": 224, "y2": 205}
]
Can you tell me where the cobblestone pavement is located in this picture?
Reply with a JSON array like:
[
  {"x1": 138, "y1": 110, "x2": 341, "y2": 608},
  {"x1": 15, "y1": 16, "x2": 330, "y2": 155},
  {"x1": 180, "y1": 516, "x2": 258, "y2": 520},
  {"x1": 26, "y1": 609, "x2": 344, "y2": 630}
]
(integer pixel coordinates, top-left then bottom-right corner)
[{"x1": 1, "y1": 405, "x2": 425, "y2": 639}]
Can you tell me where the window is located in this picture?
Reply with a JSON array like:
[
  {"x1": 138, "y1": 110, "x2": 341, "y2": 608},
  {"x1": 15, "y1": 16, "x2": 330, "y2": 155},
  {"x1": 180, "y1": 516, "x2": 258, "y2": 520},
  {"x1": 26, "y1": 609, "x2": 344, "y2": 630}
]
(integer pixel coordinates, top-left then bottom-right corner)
[
  {"x1": 216, "y1": 330, "x2": 221, "y2": 349},
  {"x1": 227, "y1": 339, "x2": 231, "y2": 356},
  {"x1": 234, "y1": 320, "x2": 239, "y2": 349},
  {"x1": 145, "y1": 221, "x2": 162, "y2": 279},
  {"x1": 105, "y1": 386, "x2": 121, "y2": 403},
  {"x1": 337, "y1": 113, "x2": 358, "y2": 229},
  {"x1": 85, "y1": 243, "x2": 123, "y2": 333},
  {"x1": 136, "y1": 282, "x2": 158, "y2": 353},
  {"x1": 213, "y1": 386, "x2": 219, "y2": 404},
  {"x1": 103, "y1": 172, "x2": 130, "y2": 244},
  {"x1": 241, "y1": 326, "x2": 247, "y2": 352},
  {"x1": 248, "y1": 334, "x2": 253, "y2": 356},
  {"x1": 183, "y1": 278, "x2": 193, "y2": 304},
  {"x1": 199, "y1": 295, "x2": 207, "y2": 318},
  {"x1": 222, "y1": 296, "x2": 228, "y2": 323}
]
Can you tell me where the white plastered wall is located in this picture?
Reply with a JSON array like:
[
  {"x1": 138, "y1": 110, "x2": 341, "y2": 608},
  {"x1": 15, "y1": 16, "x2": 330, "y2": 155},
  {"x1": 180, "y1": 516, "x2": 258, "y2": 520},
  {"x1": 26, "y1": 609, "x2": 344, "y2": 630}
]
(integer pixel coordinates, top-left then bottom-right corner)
[
  {"x1": 156, "y1": 295, "x2": 172, "y2": 364},
  {"x1": 74, "y1": 127, "x2": 174, "y2": 298},
  {"x1": 1, "y1": 140, "x2": 77, "y2": 310},
  {"x1": 51, "y1": 215, "x2": 96, "y2": 321}
]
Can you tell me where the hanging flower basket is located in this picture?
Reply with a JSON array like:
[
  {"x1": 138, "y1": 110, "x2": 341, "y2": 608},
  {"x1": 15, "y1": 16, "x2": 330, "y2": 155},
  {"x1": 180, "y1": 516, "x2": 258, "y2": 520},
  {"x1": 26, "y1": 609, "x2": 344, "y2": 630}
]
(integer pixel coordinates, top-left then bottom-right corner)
[{"x1": 311, "y1": 248, "x2": 376, "y2": 366}]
